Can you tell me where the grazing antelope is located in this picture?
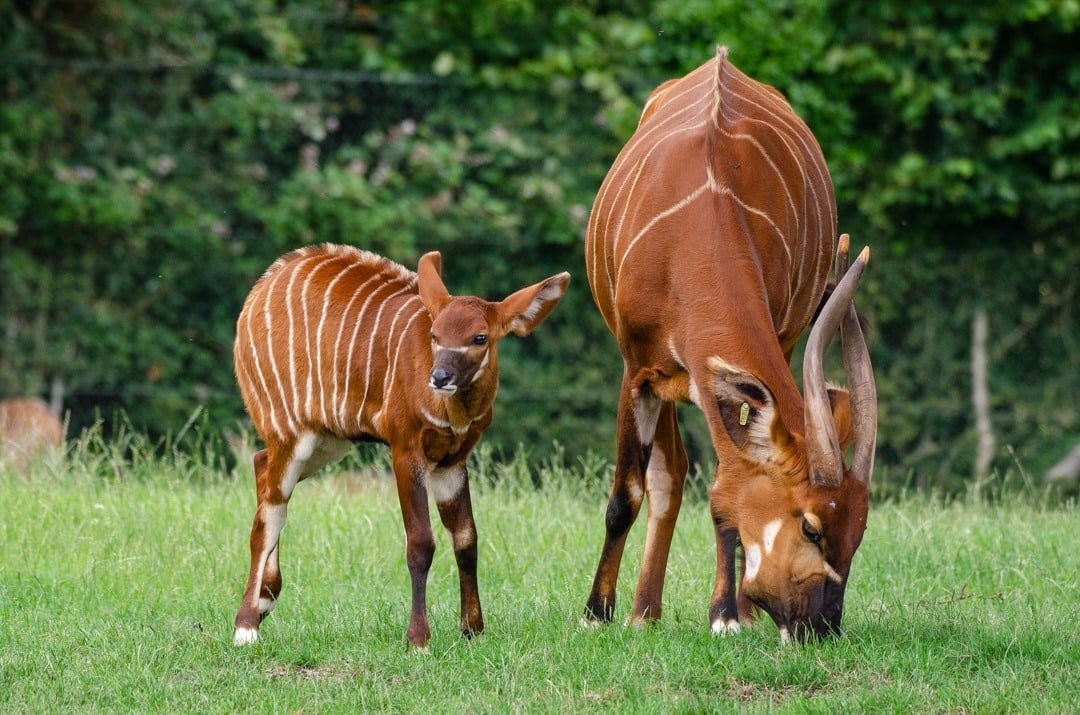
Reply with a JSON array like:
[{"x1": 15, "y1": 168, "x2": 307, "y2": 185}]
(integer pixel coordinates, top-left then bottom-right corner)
[
  {"x1": 232, "y1": 244, "x2": 569, "y2": 648},
  {"x1": 583, "y1": 47, "x2": 877, "y2": 643},
  {"x1": 0, "y1": 398, "x2": 63, "y2": 469}
]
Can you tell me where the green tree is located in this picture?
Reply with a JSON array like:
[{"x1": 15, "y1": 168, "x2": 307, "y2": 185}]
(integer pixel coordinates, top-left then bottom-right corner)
[{"x1": 2, "y1": 0, "x2": 1077, "y2": 493}]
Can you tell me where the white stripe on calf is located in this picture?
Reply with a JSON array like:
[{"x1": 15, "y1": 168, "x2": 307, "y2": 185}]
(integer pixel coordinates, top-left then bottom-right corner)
[
  {"x1": 284, "y1": 257, "x2": 315, "y2": 420},
  {"x1": 338, "y1": 280, "x2": 394, "y2": 428},
  {"x1": 384, "y1": 300, "x2": 426, "y2": 402},
  {"x1": 309, "y1": 257, "x2": 358, "y2": 424},
  {"x1": 356, "y1": 284, "x2": 412, "y2": 425},
  {"x1": 299, "y1": 258, "x2": 332, "y2": 417},
  {"x1": 263, "y1": 268, "x2": 296, "y2": 436}
]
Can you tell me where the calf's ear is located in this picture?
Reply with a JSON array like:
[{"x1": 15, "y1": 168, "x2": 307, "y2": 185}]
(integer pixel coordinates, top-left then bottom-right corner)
[
  {"x1": 497, "y1": 272, "x2": 571, "y2": 337},
  {"x1": 418, "y1": 252, "x2": 451, "y2": 317}
]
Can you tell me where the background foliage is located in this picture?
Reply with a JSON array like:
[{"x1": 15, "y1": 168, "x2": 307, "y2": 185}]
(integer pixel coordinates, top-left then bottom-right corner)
[{"x1": 2, "y1": 0, "x2": 1077, "y2": 493}]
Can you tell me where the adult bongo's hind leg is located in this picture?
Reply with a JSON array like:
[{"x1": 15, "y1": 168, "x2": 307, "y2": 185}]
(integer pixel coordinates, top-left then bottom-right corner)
[
  {"x1": 629, "y1": 402, "x2": 688, "y2": 623},
  {"x1": 584, "y1": 374, "x2": 660, "y2": 623}
]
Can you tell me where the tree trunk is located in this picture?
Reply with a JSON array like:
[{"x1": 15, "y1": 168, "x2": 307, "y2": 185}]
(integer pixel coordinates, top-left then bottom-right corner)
[
  {"x1": 972, "y1": 309, "x2": 994, "y2": 482},
  {"x1": 1045, "y1": 442, "x2": 1080, "y2": 485}
]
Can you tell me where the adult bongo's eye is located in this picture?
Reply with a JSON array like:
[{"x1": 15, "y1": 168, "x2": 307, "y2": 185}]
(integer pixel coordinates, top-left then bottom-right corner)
[
  {"x1": 802, "y1": 517, "x2": 822, "y2": 546},
  {"x1": 473, "y1": 335, "x2": 488, "y2": 346}
]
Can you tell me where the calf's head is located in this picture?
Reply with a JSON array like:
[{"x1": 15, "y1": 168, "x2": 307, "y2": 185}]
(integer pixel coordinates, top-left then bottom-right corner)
[
  {"x1": 417, "y1": 251, "x2": 570, "y2": 397},
  {"x1": 712, "y1": 241, "x2": 876, "y2": 642}
]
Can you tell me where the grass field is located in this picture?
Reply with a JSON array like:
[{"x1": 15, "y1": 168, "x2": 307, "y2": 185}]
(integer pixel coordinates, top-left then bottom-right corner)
[{"x1": 2, "y1": 435, "x2": 1078, "y2": 713}]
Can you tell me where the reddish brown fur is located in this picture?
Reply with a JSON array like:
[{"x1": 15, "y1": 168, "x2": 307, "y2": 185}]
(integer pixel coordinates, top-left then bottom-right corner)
[
  {"x1": 232, "y1": 244, "x2": 569, "y2": 647},
  {"x1": 583, "y1": 48, "x2": 875, "y2": 641},
  {"x1": 0, "y1": 398, "x2": 63, "y2": 469}
]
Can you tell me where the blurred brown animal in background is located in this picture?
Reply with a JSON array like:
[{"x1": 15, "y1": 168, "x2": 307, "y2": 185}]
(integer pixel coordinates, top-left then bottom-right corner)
[{"x1": 0, "y1": 398, "x2": 64, "y2": 469}]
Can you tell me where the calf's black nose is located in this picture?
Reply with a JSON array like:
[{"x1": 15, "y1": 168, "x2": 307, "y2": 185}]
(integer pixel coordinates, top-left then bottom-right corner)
[{"x1": 430, "y1": 368, "x2": 454, "y2": 389}]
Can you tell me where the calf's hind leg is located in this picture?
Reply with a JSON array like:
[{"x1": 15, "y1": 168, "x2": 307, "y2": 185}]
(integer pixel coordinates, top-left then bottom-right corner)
[
  {"x1": 234, "y1": 446, "x2": 295, "y2": 645},
  {"x1": 234, "y1": 433, "x2": 349, "y2": 645}
]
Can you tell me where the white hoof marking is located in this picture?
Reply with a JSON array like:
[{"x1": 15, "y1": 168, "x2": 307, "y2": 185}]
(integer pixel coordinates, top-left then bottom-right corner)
[
  {"x1": 711, "y1": 618, "x2": 741, "y2": 636},
  {"x1": 579, "y1": 617, "x2": 602, "y2": 631},
  {"x1": 234, "y1": 627, "x2": 259, "y2": 646}
]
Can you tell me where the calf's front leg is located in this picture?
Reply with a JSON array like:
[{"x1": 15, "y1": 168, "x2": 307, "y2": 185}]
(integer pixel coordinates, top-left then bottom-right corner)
[
  {"x1": 431, "y1": 464, "x2": 484, "y2": 637},
  {"x1": 393, "y1": 451, "x2": 436, "y2": 648}
]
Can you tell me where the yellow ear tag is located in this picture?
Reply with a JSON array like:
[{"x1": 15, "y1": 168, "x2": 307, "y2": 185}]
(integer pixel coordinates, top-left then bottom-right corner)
[{"x1": 739, "y1": 402, "x2": 750, "y2": 426}]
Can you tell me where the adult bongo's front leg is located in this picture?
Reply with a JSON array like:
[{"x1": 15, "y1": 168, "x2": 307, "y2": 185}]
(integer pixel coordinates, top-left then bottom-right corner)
[{"x1": 708, "y1": 493, "x2": 741, "y2": 635}]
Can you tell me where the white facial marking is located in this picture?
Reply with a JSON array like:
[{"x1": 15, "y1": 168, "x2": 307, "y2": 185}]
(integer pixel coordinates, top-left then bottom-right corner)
[
  {"x1": 428, "y1": 465, "x2": 466, "y2": 503},
  {"x1": 434, "y1": 345, "x2": 469, "y2": 354},
  {"x1": 234, "y1": 627, "x2": 259, "y2": 646},
  {"x1": 824, "y1": 561, "x2": 844, "y2": 584},
  {"x1": 762, "y1": 519, "x2": 782, "y2": 555},
  {"x1": 470, "y1": 349, "x2": 490, "y2": 383},
  {"x1": 744, "y1": 543, "x2": 762, "y2": 581},
  {"x1": 711, "y1": 618, "x2": 741, "y2": 636}
]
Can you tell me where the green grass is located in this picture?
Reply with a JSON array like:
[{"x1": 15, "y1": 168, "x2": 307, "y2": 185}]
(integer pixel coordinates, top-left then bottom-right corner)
[{"x1": 2, "y1": 436, "x2": 1078, "y2": 713}]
